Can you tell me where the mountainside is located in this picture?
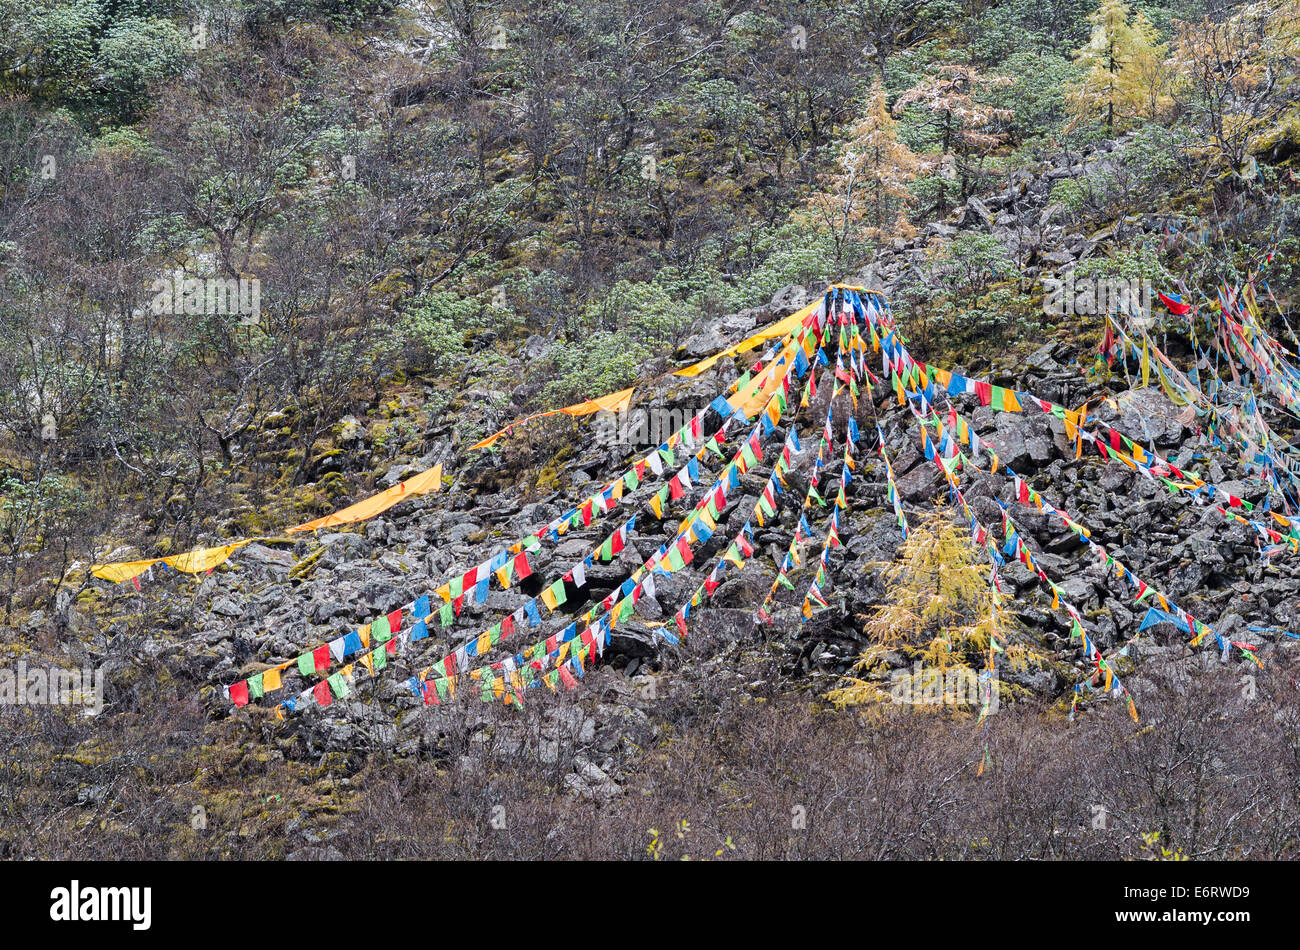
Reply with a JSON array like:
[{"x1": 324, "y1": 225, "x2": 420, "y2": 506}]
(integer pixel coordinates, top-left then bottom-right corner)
[{"x1": 5, "y1": 0, "x2": 1300, "y2": 862}]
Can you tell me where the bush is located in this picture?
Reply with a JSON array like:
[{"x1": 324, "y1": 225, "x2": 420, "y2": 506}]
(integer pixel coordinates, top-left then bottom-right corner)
[
  {"x1": 397, "y1": 291, "x2": 482, "y2": 374},
  {"x1": 95, "y1": 16, "x2": 188, "y2": 122},
  {"x1": 929, "y1": 231, "x2": 1016, "y2": 302}
]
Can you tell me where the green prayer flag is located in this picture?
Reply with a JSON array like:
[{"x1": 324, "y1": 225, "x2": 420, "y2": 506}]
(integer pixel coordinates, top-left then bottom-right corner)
[
  {"x1": 297, "y1": 654, "x2": 314, "y2": 676},
  {"x1": 328, "y1": 672, "x2": 351, "y2": 699},
  {"x1": 372, "y1": 615, "x2": 392, "y2": 643},
  {"x1": 372, "y1": 645, "x2": 387, "y2": 670},
  {"x1": 439, "y1": 602, "x2": 454, "y2": 627},
  {"x1": 248, "y1": 673, "x2": 264, "y2": 700}
]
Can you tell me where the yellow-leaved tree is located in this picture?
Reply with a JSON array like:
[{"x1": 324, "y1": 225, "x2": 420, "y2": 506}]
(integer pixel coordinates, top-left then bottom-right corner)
[
  {"x1": 1170, "y1": 0, "x2": 1300, "y2": 178},
  {"x1": 806, "y1": 79, "x2": 931, "y2": 264},
  {"x1": 1067, "y1": 0, "x2": 1178, "y2": 134},
  {"x1": 827, "y1": 507, "x2": 1014, "y2": 713}
]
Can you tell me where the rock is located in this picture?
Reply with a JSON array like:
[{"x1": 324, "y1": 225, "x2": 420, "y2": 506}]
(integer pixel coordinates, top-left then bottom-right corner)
[
  {"x1": 770, "y1": 284, "x2": 810, "y2": 314},
  {"x1": 210, "y1": 597, "x2": 242, "y2": 618},
  {"x1": 896, "y1": 464, "x2": 942, "y2": 503},
  {"x1": 681, "y1": 327, "x2": 727, "y2": 358},
  {"x1": 961, "y1": 197, "x2": 995, "y2": 229}
]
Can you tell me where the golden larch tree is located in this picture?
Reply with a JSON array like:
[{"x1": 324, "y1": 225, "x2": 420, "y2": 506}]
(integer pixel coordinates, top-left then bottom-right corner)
[
  {"x1": 1066, "y1": 0, "x2": 1176, "y2": 134},
  {"x1": 807, "y1": 78, "x2": 931, "y2": 260},
  {"x1": 827, "y1": 508, "x2": 1007, "y2": 712}
]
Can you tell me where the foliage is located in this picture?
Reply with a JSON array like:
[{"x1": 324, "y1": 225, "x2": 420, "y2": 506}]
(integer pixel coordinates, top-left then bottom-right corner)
[
  {"x1": 1067, "y1": 0, "x2": 1179, "y2": 135},
  {"x1": 0, "y1": 472, "x2": 90, "y2": 620},
  {"x1": 927, "y1": 231, "x2": 1016, "y2": 302},
  {"x1": 94, "y1": 16, "x2": 188, "y2": 122},
  {"x1": 806, "y1": 79, "x2": 931, "y2": 256},
  {"x1": 1073, "y1": 244, "x2": 1175, "y2": 285},
  {"x1": 1169, "y1": 0, "x2": 1300, "y2": 177},
  {"x1": 827, "y1": 508, "x2": 1003, "y2": 710},
  {"x1": 894, "y1": 64, "x2": 1016, "y2": 206},
  {"x1": 398, "y1": 291, "x2": 483, "y2": 374}
]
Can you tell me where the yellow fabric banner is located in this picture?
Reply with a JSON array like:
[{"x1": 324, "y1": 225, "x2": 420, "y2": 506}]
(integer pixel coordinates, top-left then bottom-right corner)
[
  {"x1": 91, "y1": 540, "x2": 256, "y2": 584},
  {"x1": 672, "y1": 301, "x2": 819, "y2": 378},
  {"x1": 287, "y1": 463, "x2": 443, "y2": 533},
  {"x1": 470, "y1": 389, "x2": 635, "y2": 450},
  {"x1": 93, "y1": 463, "x2": 444, "y2": 582},
  {"x1": 472, "y1": 294, "x2": 829, "y2": 449}
]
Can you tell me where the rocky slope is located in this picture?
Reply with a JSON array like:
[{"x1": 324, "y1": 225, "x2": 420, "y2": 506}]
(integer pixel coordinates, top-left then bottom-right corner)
[{"x1": 53, "y1": 134, "x2": 1300, "y2": 809}]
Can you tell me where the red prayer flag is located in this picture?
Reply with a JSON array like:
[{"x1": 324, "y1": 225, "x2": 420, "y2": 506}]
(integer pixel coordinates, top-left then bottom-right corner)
[
  {"x1": 313, "y1": 680, "x2": 333, "y2": 707},
  {"x1": 558, "y1": 665, "x2": 578, "y2": 690},
  {"x1": 1159, "y1": 292, "x2": 1194, "y2": 315},
  {"x1": 313, "y1": 644, "x2": 330, "y2": 672},
  {"x1": 229, "y1": 681, "x2": 249, "y2": 707}
]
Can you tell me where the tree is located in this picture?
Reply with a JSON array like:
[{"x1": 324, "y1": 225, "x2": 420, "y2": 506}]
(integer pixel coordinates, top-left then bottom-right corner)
[
  {"x1": 827, "y1": 508, "x2": 1004, "y2": 712},
  {"x1": 1124, "y1": 10, "x2": 1180, "y2": 123},
  {"x1": 1066, "y1": 0, "x2": 1176, "y2": 135},
  {"x1": 806, "y1": 79, "x2": 930, "y2": 262},
  {"x1": 893, "y1": 64, "x2": 1014, "y2": 207},
  {"x1": 927, "y1": 230, "x2": 1015, "y2": 302},
  {"x1": 1170, "y1": 0, "x2": 1300, "y2": 180}
]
